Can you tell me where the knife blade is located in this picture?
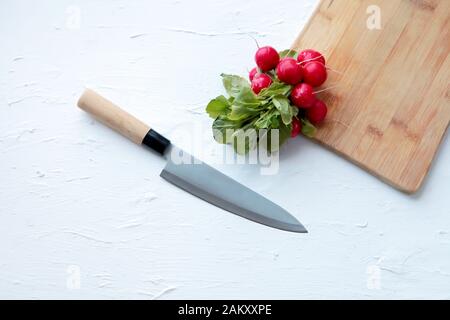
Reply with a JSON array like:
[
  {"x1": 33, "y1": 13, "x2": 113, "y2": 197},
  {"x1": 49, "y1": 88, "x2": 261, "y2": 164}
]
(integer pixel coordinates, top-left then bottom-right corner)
[{"x1": 77, "y1": 89, "x2": 307, "y2": 233}]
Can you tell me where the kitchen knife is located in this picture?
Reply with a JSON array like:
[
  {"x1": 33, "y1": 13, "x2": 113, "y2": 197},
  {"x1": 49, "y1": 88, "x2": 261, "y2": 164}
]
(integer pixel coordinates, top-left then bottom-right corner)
[{"x1": 77, "y1": 89, "x2": 307, "y2": 233}]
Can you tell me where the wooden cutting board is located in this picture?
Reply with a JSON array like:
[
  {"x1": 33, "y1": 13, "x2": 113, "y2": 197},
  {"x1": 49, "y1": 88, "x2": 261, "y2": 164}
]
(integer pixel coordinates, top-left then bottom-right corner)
[{"x1": 292, "y1": 0, "x2": 450, "y2": 193}]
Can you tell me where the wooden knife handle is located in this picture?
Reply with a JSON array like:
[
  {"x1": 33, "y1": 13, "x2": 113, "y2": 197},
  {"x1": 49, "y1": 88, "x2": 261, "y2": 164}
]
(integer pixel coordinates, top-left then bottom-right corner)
[
  {"x1": 77, "y1": 89, "x2": 149, "y2": 144},
  {"x1": 77, "y1": 89, "x2": 170, "y2": 155}
]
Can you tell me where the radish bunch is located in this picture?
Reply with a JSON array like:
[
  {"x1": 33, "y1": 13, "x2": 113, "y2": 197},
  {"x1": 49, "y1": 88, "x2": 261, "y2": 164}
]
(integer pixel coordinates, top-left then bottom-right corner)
[
  {"x1": 206, "y1": 46, "x2": 332, "y2": 154},
  {"x1": 251, "y1": 46, "x2": 329, "y2": 134}
]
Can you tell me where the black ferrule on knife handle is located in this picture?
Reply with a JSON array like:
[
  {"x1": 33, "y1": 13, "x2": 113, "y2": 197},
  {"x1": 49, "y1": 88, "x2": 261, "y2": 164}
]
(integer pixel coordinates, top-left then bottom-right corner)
[{"x1": 142, "y1": 129, "x2": 171, "y2": 156}]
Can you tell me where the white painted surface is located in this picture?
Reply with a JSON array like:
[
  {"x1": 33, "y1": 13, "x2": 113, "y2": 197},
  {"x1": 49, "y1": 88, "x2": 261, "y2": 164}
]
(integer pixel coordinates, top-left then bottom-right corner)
[{"x1": 1, "y1": 0, "x2": 449, "y2": 299}]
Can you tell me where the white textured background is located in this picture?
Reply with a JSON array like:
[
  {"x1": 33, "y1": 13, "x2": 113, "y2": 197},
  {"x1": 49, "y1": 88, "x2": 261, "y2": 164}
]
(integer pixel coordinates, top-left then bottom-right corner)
[{"x1": 1, "y1": 0, "x2": 450, "y2": 299}]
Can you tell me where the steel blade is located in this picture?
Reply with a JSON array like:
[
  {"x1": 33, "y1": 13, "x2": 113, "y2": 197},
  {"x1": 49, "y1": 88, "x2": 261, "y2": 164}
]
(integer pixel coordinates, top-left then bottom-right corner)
[{"x1": 160, "y1": 147, "x2": 307, "y2": 233}]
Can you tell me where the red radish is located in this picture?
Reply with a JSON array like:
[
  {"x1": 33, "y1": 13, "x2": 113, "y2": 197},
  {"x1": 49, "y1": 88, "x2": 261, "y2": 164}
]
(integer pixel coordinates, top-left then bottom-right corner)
[
  {"x1": 297, "y1": 49, "x2": 325, "y2": 66},
  {"x1": 307, "y1": 99, "x2": 328, "y2": 124},
  {"x1": 276, "y1": 58, "x2": 303, "y2": 85},
  {"x1": 251, "y1": 73, "x2": 272, "y2": 94},
  {"x1": 249, "y1": 67, "x2": 258, "y2": 81},
  {"x1": 255, "y1": 46, "x2": 280, "y2": 72},
  {"x1": 291, "y1": 117, "x2": 302, "y2": 138},
  {"x1": 303, "y1": 61, "x2": 328, "y2": 87},
  {"x1": 290, "y1": 83, "x2": 316, "y2": 108}
]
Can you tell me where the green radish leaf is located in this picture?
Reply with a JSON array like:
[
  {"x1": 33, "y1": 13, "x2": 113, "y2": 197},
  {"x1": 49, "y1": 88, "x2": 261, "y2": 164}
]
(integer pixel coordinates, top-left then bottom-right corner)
[
  {"x1": 301, "y1": 118, "x2": 317, "y2": 138},
  {"x1": 254, "y1": 109, "x2": 280, "y2": 129},
  {"x1": 259, "y1": 81, "x2": 292, "y2": 99},
  {"x1": 233, "y1": 86, "x2": 259, "y2": 106},
  {"x1": 212, "y1": 116, "x2": 243, "y2": 144},
  {"x1": 221, "y1": 74, "x2": 250, "y2": 98},
  {"x1": 228, "y1": 87, "x2": 262, "y2": 121},
  {"x1": 228, "y1": 104, "x2": 261, "y2": 121},
  {"x1": 271, "y1": 115, "x2": 280, "y2": 128},
  {"x1": 254, "y1": 117, "x2": 271, "y2": 129},
  {"x1": 279, "y1": 49, "x2": 298, "y2": 59},
  {"x1": 272, "y1": 95, "x2": 293, "y2": 125},
  {"x1": 206, "y1": 95, "x2": 229, "y2": 118}
]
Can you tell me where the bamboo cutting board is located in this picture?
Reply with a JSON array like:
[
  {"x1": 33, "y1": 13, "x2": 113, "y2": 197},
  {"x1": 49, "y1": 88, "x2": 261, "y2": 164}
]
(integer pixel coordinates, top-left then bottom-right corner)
[{"x1": 292, "y1": 0, "x2": 450, "y2": 193}]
